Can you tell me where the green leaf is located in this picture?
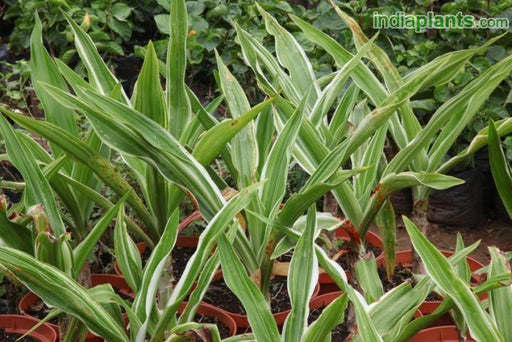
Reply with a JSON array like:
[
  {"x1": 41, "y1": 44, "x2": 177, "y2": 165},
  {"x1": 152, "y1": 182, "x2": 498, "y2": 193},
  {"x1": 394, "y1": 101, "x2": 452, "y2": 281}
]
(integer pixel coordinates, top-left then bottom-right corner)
[
  {"x1": 488, "y1": 120, "x2": 512, "y2": 218},
  {"x1": 152, "y1": 183, "x2": 262, "y2": 340},
  {"x1": 57, "y1": 85, "x2": 225, "y2": 222},
  {"x1": 386, "y1": 55, "x2": 512, "y2": 177},
  {"x1": 403, "y1": 216, "x2": 504, "y2": 342},
  {"x1": 2, "y1": 107, "x2": 157, "y2": 240},
  {"x1": 358, "y1": 172, "x2": 464, "y2": 238},
  {"x1": 72, "y1": 193, "x2": 129, "y2": 278},
  {"x1": 114, "y1": 203, "x2": 143, "y2": 292},
  {"x1": 375, "y1": 200, "x2": 396, "y2": 279},
  {"x1": 218, "y1": 234, "x2": 281, "y2": 342},
  {"x1": 0, "y1": 197, "x2": 33, "y2": 254},
  {"x1": 303, "y1": 293, "x2": 348, "y2": 342},
  {"x1": 0, "y1": 112, "x2": 66, "y2": 236},
  {"x1": 215, "y1": 50, "x2": 258, "y2": 188},
  {"x1": 282, "y1": 206, "x2": 318, "y2": 341},
  {"x1": 132, "y1": 41, "x2": 167, "y2": 128},
  {"x1": 278, "y1": 168, "x2": 368, "y2": 227},
  {"x1": 272, "y1": 212, "x2": 341, "y2": 259},
  {"x1": 0, "y1": 247, "x2": 128, "y2": 341},
  {"x1": 257, "y1": 4, "x2": 319, "y2": 104},
  {"x1": 30, "y1": 13, "x2": 79, "y2": 166},
  {"x1": 110, "y1": 3, "x2": 132, "y2": 20},
  {"x1": 132, "y1": 40, "x2": 170, "y2": 233},
  {"x1": 154, "y1": 14, "x2": 169, "y2": 34},
  {"x1": 193, "y1": 97, "x2": 275, "y2": 166},
  {"x1": 355, "y1": 256, "x2": 383, "y2": 303},
  {"x1": 488, "y1": 247, "x2": 512, "y2": 341},
  {"x1": 32, "y1": 206, "x2": 73, "y2": 274},
  {"x1": 167, "y1": 0, "x2": 191, "y2": 137},
  {"x1": 260, "y1": 95, "x2": 305, "y2": 219},
  {"x1": 61, "y1": 10, "x2": 123, "y2": 97},
  {"x1": 133, "y1": 211, "x2": 179, "y2": 340}
]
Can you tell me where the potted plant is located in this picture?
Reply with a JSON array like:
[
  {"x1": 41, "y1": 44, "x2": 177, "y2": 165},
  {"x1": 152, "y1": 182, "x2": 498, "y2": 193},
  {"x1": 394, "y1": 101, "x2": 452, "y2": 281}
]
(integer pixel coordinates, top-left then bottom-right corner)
[
  {"x1": 18, "y1": 274, "x2": 133, "y2": 339},
  {"x1": 410, "y1": 325, "x2": 475, "y2": 342},
  {"x1": 0, "y1": 315, "x2": 57, "y2": 342}
]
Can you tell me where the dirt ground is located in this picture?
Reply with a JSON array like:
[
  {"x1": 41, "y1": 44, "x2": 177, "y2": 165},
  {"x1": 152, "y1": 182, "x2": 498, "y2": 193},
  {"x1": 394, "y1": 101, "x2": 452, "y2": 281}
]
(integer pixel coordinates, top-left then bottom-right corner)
[{"x1": 391, "y1": 218, "x2": 512, "y2": 264}]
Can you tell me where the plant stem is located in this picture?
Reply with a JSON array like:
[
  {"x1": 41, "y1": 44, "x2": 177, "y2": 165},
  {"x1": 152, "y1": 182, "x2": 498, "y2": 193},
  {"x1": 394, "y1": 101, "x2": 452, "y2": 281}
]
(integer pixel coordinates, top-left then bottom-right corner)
[{"x1": 411, "y1": 198, "x2": 429, "y2": 275}]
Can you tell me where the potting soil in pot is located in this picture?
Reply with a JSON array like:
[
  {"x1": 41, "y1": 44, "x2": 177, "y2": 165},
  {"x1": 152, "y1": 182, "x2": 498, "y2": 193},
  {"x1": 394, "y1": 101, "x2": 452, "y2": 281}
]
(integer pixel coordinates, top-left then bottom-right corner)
[
  {"x1": 308, "y1": 307, "x2": 349, "y2": 342},
  {"x1": 425, "y1": 292, "x2": 443, "y2": 302},
  {"x1": 203, "y1": 276, "x2": 291, "y2": 315},
  {"x1": 378, "y1": 264, "x2": 414, "y2": 292},
  {"x1": 141, "y1": 246, "x2": 196, "y2": 284},
  {"x1": 26, "y1": 300, "x2": 60, "y2": 325},
  {"x1": 193, "y1": 314, "x2": 230, "y2": 340},
  {"x1": 0, "y1": 276, "x2": 25, "y2": 314},
  {"x1": 336, "y1": 244, "x2": 382, "y2": 270},
  {"x1": 0, "y1": 329, "x2": 38, "y2": 342},
  {"x1": 378, "y1": 264, "x2": 444, "y2": 303}
]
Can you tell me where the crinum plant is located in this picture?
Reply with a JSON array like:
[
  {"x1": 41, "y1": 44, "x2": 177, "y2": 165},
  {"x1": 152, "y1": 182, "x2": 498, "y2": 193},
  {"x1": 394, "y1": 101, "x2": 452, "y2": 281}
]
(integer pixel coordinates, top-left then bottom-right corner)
[
  {"x1": 0, "y1": 0, "x2": 364, "y2": 341},
  {"x1": 232, "y1": 2, "x2": 512, "y2": 286},
  {"x1": 1, "y1": 206, "x2": 510, "y2": 341}
]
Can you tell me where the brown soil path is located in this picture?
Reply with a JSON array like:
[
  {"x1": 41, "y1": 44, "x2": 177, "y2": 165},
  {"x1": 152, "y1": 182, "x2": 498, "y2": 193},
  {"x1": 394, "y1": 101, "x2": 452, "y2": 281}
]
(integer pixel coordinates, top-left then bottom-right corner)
[{"x1": 391, "y1": 218, "x2": 512, "y2": 264}]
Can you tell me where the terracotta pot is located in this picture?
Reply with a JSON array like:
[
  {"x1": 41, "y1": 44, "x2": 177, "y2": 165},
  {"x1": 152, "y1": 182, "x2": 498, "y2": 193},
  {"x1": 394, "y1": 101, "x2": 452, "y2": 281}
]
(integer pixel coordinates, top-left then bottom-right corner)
[
  {"x1": 178, "y1": 302, "x2": 237, "y2": 337},
  {"x1": 410, "y1": 325, "x2": 475, "y2": 342},
  {"x1": 418, "y1": 302, "x2": 455, "y2": 328},
  {"x1": 19, "y1": 274, "x2": 132, "y2": 340},
  {"x1": 85, "y1": 301, "x2": 235, "y2": 342},
  {"x1": 309, "y1": 291, "x2": 344, "y2": 310},
  {"x1": 438, "y1": 251, "x2": 485, "y2": 283},
  {"x1": 0, "y1": 315, "x2": 57, "y2": 342},
  {"x1": 309, "y1": 291, "x2": 422, "y2": 337},
  {"x1": 318, "y1": 229, "x2": 383, "y2": 286},
  {"x1": 377, "y1": 250, "x2": 484, "y2": 282},
  {"x1": 378, "y1": 250, "x2": 484, "y2": 315},
  {"x1": 219, "y1": 280, "x2": 321, "y2": 328}
]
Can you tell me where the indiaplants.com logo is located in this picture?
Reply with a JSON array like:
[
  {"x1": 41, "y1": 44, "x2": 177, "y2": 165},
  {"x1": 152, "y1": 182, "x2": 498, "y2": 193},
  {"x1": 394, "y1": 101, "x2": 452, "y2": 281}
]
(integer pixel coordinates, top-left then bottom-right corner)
[{"x1": 373, "y1": 11, "x2": 510, "y2": 32}]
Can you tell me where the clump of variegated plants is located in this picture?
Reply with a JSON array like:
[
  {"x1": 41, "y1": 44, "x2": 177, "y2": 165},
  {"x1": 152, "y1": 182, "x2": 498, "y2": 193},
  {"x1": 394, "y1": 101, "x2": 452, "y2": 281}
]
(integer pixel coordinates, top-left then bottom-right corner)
[{"x1": 0, "y1": 0, "x2": 511, "y2": 341}]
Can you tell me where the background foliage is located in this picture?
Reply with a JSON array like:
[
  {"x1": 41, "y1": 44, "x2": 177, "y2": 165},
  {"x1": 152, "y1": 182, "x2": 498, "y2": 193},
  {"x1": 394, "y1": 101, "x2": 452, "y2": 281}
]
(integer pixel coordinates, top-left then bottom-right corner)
[{"x1": 1, "y1": 0, "x2": 511, "y2": 156}]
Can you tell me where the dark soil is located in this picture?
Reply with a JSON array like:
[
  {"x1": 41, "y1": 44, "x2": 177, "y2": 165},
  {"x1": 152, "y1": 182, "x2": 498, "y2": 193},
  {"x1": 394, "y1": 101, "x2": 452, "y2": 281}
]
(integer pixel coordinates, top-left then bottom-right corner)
[
  {"x1": 308, "y1": 306, "x2": 349, "y2": 342},
  {"x1": 193, "y1": 313, "x2": 230, "y2": 340},
  {"x1": 203, "y1": 276, "x2": 291, "y2": 315},
  {"x1": 0, "y1": 330, "x2": 37, "y2": 342},
  {"x1": 425, "y1": 292, "x2": 443, "y2": 302},
  {"x1": 89, "y1": 244, "x2": 114, "y2": 274},
  {"x1": 141, "y1": 245, "x2": 196, "y2": 284},
  {"x1": 365, "y1": 244, "x2": 383, "y2": 257},
  {"x1": 179, "y1": 223, "x2": 205, "y2": 237},
  {"x1": 335, "y1": 244, "x2": 382, "y2": 271},
  {"x1": 378, "y1": 264, "x2": 414, "y2": 292},
  {"x1": 203, "y1": 279, "x2": 245, "y2": 314},
  {"x1": 276, "y1": 250, "x2": 294, "y2": 262},
  {"x1": 270, "y1": 276, "x2": 291, "y2": 314},
  {"x1": 26, "y1": 299, "x2": 60, "y2": 325},
  {"x1": 0, "y1": 160, "x2": 23, "y2": 203},
  {"x1": 0, "y1": 276, "x2": 25, "y2": 314},
  {"x1": 171, "y1": 247, "x2": 196, "y2": 283},
  {"x1": 141, "y1": 247, "x2": 151, "y2": 265}
]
